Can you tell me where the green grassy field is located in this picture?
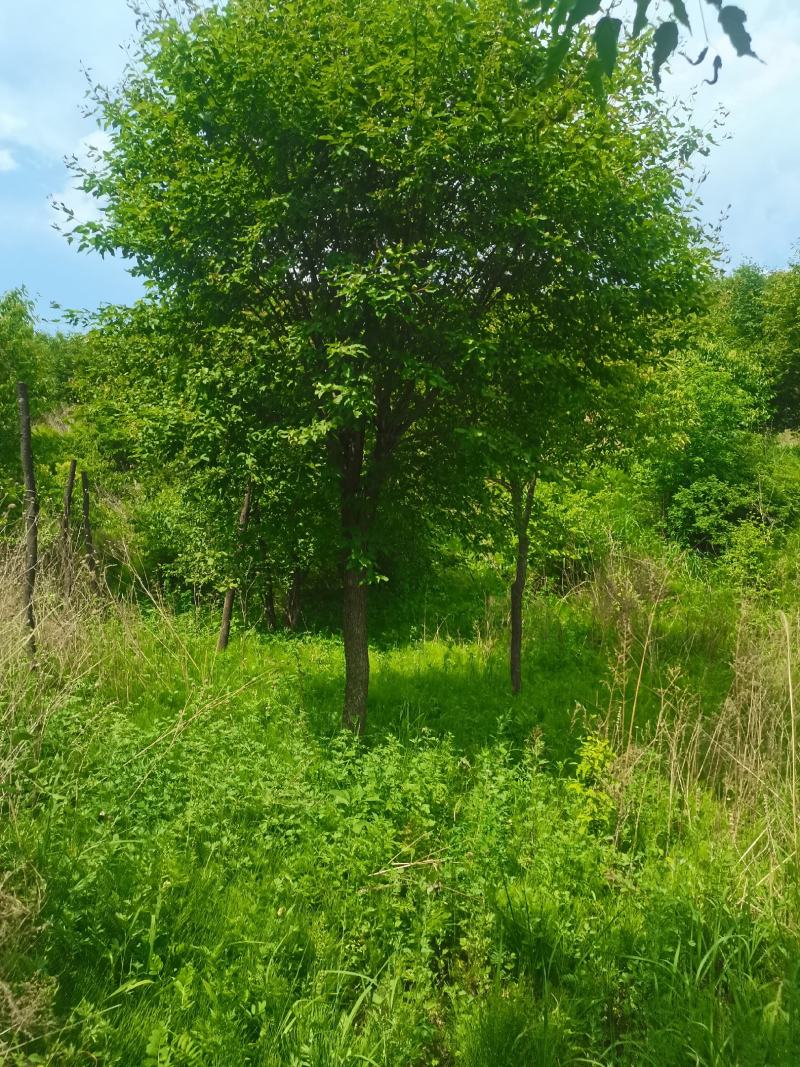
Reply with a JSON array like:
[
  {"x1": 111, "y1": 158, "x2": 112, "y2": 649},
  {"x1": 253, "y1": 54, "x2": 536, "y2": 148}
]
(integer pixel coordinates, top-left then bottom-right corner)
[{"x1": 3, "y1": 553, "x2": 800, "y2": 1065}]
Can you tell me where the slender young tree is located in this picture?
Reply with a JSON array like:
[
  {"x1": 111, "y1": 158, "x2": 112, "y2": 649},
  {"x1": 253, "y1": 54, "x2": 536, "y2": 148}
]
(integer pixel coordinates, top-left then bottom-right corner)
[
  {"x1": 217, "y1": 482, "x2": 253, "y2": 651},
  {"x1": 477, "y1": 295, "x2": 671, "y2": 695}
]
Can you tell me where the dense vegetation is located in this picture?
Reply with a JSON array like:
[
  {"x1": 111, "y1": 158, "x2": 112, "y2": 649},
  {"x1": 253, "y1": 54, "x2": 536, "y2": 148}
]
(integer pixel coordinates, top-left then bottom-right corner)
[{"x1": 1, "y1": 0, "x2": 796, "y2": 1063}]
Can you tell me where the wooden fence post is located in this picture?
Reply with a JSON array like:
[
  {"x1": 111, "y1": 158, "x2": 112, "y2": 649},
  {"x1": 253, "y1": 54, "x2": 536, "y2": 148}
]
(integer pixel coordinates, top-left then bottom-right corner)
[{"x1": 16, "y1": 382, "x2": 38, "y2": 662}]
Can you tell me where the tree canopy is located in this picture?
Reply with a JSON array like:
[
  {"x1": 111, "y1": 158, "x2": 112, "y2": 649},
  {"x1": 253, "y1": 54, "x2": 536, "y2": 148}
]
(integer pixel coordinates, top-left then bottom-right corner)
[{"x1": 67, "y1": 0, "x2": 713, "y2": 729}]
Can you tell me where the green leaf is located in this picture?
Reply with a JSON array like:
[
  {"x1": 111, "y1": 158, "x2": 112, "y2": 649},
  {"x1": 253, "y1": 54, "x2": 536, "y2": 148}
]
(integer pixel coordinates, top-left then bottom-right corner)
[
  {"x1": 585, "y1": 56, "x2": 606, "y2": 105},
  {"x1": 541, "y1": 32, "x2": 574, "y2": 85},
  {"x1": 668, "y1": 0, "x2": 691, "y2": 28},
  {"x1": 632, "y1": 0, "x2": 653, "y2": 38},
  {"x1": 718, "y1": 5, "x2": 758, "y2": 58},
  {"x1": 567, "y1": 0, "x2": 602, "y2": 29},
  {"x1": 594, "y1": 16, "x2": 622, "y2": 79},
  {"x1": 652, "y1": 21, "x2": 680, "y2": 89},
  {"x1": 550, "y1": 0, "x2": 573, "y2": 31},
  {"x1": 705, "y1": 54, "x2": 723, "y2": 85},
  {"x1": 686, "y1": 45, "x2": 709, "y2": 66}
]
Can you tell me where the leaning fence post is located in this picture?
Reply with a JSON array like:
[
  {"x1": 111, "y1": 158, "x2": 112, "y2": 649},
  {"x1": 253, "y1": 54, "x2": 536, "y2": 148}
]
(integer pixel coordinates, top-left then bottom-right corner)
[{"x1": 16, "y1": 382, "x2": 38, "y2": 662}]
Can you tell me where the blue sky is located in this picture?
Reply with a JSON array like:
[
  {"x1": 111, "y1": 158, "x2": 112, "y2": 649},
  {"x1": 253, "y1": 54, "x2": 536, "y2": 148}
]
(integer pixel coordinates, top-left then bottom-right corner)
[{"x1": 1, "y1": 0, "x2": 798, "y2": 329}]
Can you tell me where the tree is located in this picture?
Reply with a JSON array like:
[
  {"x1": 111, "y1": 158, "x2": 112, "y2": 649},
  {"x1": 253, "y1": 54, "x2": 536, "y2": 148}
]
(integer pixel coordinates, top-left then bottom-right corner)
[
  {"x1": 71, "y1": 303, "x2": 337, "y2": 617},
  {"x1": 70, "y1": 0, "x2": 708, "y2": 731},
  {"x1": 763, "y1": 263, "x2": 800, "y2": 429},
  {"x1": 0, "y1": 290, "x2": 77, "y2": 509},
  {"x1": 477, "y1": 279, "x2": 696, "y2": 695}
]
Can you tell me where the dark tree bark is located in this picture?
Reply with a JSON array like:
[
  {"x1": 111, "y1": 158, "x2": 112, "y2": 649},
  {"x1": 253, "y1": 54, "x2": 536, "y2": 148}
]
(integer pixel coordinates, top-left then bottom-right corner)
[
  {"x1": 340, "y1": 428, "x2": 371, "y2": 733},
  {"x1": 217, "y1": 482, "x2": 253, "y2": 651},
  {"x1": 61, "y1": 458, "x2": 77, "y2": 596},
  {"x1": 509, "y1": 477, "x2": 536, "y2": 696},
  {"x1": 81, "y1": 470, "x2": 100, "y2": 594},
  {"x1": 283, "y1": 569, "x2": 303, "y2": 630},
  {"x1": 342, "y1": 564, "x2": 369, "y2": 734},
  {"x1": 16, "y1": 383, "x2": 38, "y2": 662},
  {"x1": 264, "y1": 581, "x2": 278, "y2": 631}
]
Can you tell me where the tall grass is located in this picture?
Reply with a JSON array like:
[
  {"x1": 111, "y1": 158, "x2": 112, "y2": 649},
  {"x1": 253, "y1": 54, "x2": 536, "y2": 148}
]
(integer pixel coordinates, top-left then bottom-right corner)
[
  {"x1": 2, "y1": 538, "x2": 800, "y2": 1062},
  {"x1": 579, "y1": 548, "x2": 800, "y2": 904}
]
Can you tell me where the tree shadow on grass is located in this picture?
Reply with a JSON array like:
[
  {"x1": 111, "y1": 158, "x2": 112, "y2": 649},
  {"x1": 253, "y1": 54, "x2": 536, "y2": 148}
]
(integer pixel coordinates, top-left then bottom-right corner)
[{"x1": 296, "y1": 623, "x2": 612, "y2": 763}]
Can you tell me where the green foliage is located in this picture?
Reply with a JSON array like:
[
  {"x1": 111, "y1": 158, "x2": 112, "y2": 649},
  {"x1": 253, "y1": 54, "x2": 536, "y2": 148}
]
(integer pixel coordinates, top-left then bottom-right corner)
[
  {"x1": 4, "y1": 601, "x2": 800, "y2": 1065},
  {"x1": 69, "y1": 0, "x2": 705, "y2": 547},
  {"x1": 0, "y1": 290, "x2": 78, "y2": 507},
  {"x1": 568, "y1": 731, "x2": 617, "y2": 833},
  {"x1": 764, "y1": 263, "x2": 800, "y2": 429},
  {"x1": 642, "y1": 333, "x2": 768, "y2": 551}
]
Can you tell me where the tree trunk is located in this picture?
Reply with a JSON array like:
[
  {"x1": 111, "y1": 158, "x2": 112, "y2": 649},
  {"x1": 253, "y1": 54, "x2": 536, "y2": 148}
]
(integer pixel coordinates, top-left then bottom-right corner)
[
  {"x1": 218, "y1": 588, "x2": 236, "y2": 650},
  {"x1": 342, "y1": 565, "x2": 369, "y2": 734},
  {"x1": 340, "y1": 428, "x2": 371, "y2": 733},
  {"x1": 217, "y1": 482, "x2": 253, "y2": 651},
  {"x1": 81, "y1": 470, "x2": 100, "y2": 593},
  {"x1": 510, "y1": 532, "x2": 529, "y2": 696},
  {"x1": 16, "y1": 383, "x2": 38, "y2": 663},
  {"x1": 264, "y1": 581, "x2": 277, "y2": 631},
  {"x1": 61, "y1": 458, "x2": 77, "y2": 596},
  {"x1": 284, "y1": 569, "x2": 303, "y2": 630},
  {"x1": 509, "y1": 477, "x2": 536, "y2": 696}
]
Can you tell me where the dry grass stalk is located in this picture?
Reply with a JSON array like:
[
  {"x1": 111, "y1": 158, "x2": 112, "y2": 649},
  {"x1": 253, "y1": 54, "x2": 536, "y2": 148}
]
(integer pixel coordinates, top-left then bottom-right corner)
[{"x1": 586, "y1": 548, "x2": 800, "y2": 900}]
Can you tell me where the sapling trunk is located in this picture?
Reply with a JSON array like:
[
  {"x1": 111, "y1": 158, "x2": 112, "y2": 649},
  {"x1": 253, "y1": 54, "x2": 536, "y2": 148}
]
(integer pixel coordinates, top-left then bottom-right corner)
[
  {"x1": 510, "y1": 532, "x2": 529, "y2": 695},
  {"x1": 16, "y1": 383, "x2": 38, "y2": 662},
  {"x1": 284, "y1": 569, "x2": 303, "y2": 630},
  {"x1": 264, "y1": 580, "x2": 277, "y2": 631},
  {"x1": 340, "y1": 427, "x2": 373, "y2": 733},
  {"x1": 342, "y1": 565, "x2": 369, "y2": 734},
  {"x1": 217, "y1": 482, "x2": 253, "y2": 651},
  {"x1": 509, "y1": 477, "x2": 536, "y2": 696}
]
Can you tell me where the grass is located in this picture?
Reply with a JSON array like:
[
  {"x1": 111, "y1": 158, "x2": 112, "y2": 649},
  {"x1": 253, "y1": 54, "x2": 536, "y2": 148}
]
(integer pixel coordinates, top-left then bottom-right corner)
[{"x1": 3, "y1": 548, "x2": 800, "y2": 1064}]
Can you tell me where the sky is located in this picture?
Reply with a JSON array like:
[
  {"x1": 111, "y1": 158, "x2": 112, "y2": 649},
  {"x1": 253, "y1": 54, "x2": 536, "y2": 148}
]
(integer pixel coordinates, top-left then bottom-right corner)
[{"x1": 0, "y1": 0, "x2": 799, "y2": 329}]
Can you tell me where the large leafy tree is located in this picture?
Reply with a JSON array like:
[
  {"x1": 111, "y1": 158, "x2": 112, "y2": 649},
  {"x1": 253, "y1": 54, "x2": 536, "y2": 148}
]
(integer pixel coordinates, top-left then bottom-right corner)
[{"x1": 71, "y1": 0, "x2": 707, "y2": 731}]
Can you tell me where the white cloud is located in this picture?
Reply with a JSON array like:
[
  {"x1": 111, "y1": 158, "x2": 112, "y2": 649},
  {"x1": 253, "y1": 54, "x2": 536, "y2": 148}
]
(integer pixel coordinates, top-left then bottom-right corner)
[
  {"x1": 0, "y1": 111, "x2": 24, "y2": 139},
  {"x1": 661, "y1": 1, "x2": 800, "y2": 267},
  {"x1": 50, "y1": 131, "x2": 113, "y2": 230},
  {"x1": 0, "y1": 0, "x2": 136, "y2": 160},
  {"x1": 0, "y1": 148, "x2": 16, "y2": 171}
]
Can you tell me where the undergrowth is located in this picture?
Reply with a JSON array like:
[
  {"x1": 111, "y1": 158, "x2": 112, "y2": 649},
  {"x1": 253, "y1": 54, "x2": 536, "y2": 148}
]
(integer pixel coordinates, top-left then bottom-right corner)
[{"x1": 2, "y1": 547, "x2": 800, "y2": 1064}]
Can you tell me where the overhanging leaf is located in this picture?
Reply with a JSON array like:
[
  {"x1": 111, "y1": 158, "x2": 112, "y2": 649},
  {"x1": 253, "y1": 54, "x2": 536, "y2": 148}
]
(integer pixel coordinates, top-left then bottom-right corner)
[
  {"x1": 718, "y1": 5, "x2": 758, "y2": 58},
  {"x1": 705, "y1": 54, "x2": 723, "y2": 84},
  {"x1": 633, "y1": 0, "x2": 653, "y2": 38},
  {"x1": 683, "y1": 46, "x2": 709, "y2": 66},
  {"x1": 585, "y1": 56, "x2": 606, "y2": 104},
  {"x1": 653, "y1": 20, "x2": 679, "y2": 89},
  {"x1": 550, "y1": 0, "x2": 573, "y2": 31},
  {"x1": 594, "y1": 16, "x2": 622, "y2": 78},
  {"x1": 541, "y1": 31, "x2": 574, "y2": 85},
  {"x1": 567, "y1": 0, "x2": 602, "y2": 29},
  {"x1": 668, "y1": 0, "x2": 691, "y2": 28}
]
